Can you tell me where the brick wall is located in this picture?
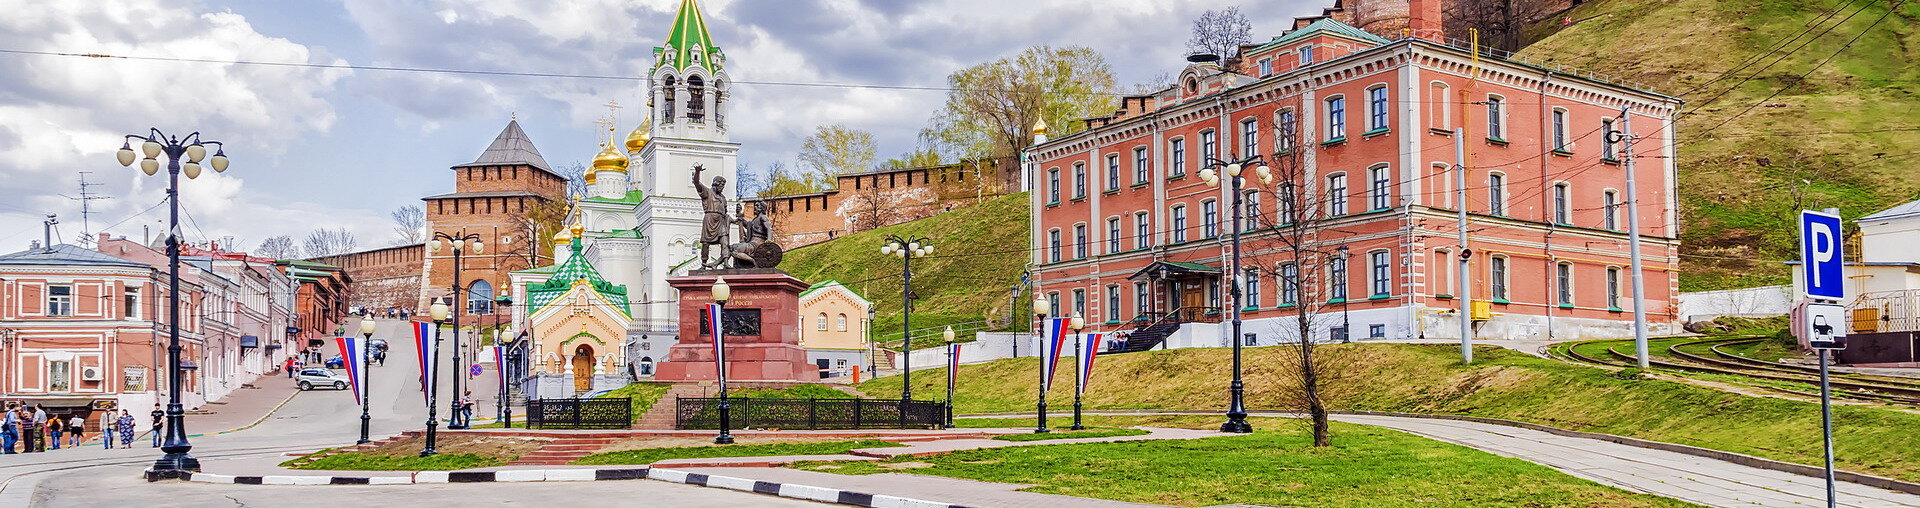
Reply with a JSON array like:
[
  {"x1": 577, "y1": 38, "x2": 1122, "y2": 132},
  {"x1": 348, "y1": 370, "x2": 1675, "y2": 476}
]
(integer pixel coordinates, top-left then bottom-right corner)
[{"x1": 745, "y1": 157, "x2": 1018, "y2": 249}]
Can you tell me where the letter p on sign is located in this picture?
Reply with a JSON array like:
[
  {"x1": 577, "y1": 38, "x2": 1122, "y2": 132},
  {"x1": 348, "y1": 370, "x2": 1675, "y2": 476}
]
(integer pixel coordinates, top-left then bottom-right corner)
[{"x1": 1800, "y1": 210, "x2": 1845, "y2": 300}]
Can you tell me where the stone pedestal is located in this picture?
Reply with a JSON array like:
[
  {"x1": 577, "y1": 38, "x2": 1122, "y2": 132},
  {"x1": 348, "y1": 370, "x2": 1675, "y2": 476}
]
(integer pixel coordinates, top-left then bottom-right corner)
[{"x1": 654, "y1": 269, "x2": 817, "y2": 382}]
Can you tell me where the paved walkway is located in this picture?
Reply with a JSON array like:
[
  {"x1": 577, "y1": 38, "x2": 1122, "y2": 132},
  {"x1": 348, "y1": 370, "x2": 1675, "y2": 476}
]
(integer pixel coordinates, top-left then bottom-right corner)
[{"x1": 670, "y1": 467, "x2": 1171, "y2": 508}]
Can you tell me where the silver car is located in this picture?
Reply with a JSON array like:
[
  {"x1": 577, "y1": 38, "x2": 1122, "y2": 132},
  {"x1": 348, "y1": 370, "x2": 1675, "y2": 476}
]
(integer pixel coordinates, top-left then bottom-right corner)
[{"x1": 296, "y1": 368, "x2": 350, "y2": 391}]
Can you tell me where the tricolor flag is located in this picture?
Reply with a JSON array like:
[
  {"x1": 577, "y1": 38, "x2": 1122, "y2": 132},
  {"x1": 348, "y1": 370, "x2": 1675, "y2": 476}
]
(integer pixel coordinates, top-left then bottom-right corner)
[
  {"x1": 709, "y1": 303, "x2": 727, "y2": 380},
  {"x1": 413, "y1": 321, "x2": 437, "y2": 405},
  {"x1": 1076, "y1": 332, "x2": 1102, "y2": 398},
  {"x1": 1039, "y1": 317, "x2": 1069, "y2": 392},
  {"x1": 947, "y1": 343, "x2": 962, "y2": 391},
  {"x1": 333, "y1": 336, "x2": 366, "y2": 405}
]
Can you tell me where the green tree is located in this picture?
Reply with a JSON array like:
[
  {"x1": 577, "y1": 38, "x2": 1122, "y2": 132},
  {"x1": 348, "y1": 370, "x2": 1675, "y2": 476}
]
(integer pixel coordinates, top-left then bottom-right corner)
[
  {"x1": 923, "y1": 45, "x2": 1118, "y2": 159},
  {"x1": 760, "y1": 161, "x2": 817, "y2": 197},
  {"x1": 797, "y1": 125, "x2": 878, "y2": 189}
]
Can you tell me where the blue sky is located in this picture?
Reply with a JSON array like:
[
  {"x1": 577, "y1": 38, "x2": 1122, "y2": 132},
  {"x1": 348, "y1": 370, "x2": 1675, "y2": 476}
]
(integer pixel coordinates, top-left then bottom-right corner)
[{"x1": 0, "y1": 0, "x2": 1318, "y2": 254}]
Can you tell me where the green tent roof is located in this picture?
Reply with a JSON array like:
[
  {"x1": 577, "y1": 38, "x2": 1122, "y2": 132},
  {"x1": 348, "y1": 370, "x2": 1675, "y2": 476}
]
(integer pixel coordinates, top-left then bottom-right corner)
[
  {"x1": 1249, "y1": 18, "x2": 1389, "y2": 56},
  {"x1": 523, "y1": 240, "x2": 629, "y2": 316},
  {"x1": 654, "y1": 0, "x2": 723, "y2": 73}
]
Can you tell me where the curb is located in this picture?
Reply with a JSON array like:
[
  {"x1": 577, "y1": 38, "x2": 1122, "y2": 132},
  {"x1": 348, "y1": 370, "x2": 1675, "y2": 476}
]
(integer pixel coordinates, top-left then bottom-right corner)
[{"x1": 173, "y1": 467, "x2": 971, "y2": 507}]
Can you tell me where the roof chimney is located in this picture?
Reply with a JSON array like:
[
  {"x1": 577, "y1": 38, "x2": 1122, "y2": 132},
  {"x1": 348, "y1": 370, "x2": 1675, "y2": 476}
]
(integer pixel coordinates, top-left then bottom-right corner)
[{"x1": 1410, "y1": 0, "x2": 1443, "y2": 41}]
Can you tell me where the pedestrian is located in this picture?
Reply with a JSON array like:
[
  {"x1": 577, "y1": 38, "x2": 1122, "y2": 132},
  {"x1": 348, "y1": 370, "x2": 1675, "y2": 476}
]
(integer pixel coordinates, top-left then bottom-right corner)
[
  {"x1": 66, "y1": 414, "x2": 83, "y2": 448},
  {"x1": 46, "y1": 415, "x2": 62, "y2": 450},
  {"x1": 2, "y1": 403, "x2": 17, "y2": 454},
  {"x1": 101, "y1": 408, "x2": 116, "y2": 449},
  {"x1": 150, "y1": 404, "x2": 165, "y2": 448},
  {"x1": 116, "y1": 410, "x2": 135, "y2": 449},
  {"x1": 18, "y1": 406, "x2": 37, "y2": 453},
  {"x1": 461, "y1": 391, "x2": 475, "y2": 423},
  {"x1": 30, "y1": 405, "x2": 47, "y2": 452}
]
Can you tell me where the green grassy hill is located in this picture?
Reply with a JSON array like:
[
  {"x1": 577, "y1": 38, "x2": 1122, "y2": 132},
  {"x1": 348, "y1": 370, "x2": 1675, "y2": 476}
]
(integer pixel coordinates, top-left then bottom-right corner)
[
  {"x1": 779, "y1": 192, "x2": 1031, "y2": 344},
  {"x1": 1517, "y1": 0, "x2": 1920, "y2": 290}
]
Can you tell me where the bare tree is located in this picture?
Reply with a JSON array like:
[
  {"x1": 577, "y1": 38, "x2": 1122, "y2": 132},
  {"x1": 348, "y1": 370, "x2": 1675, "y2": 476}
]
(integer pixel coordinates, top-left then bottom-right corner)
[
  {"x1": 301, "y1": 227, "x2": 358, "y2": 258},
  {"x1": 1187, "y1": 6, "x2": 1253, "y2": 59},
  {"x1": 255, "y1": 235, "x2": 300, "y2": 259},
  {"x1": 390, "y1": 205, "x2": 425, "y2": 244},
  {"x1": 553, "y1": 161, "x2": 589, "y2": 198},
  {"x1": 798, "y1": 125, "x2": 879, "y2": 189},
  {"x1": 762, "y1": 161, "x2": 815, "y2": 197}
]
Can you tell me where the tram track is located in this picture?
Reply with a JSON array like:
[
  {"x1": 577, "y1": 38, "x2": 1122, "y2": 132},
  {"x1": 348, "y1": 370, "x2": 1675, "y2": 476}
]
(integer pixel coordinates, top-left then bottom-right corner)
[{"x1": 1554, "y1": 336, "x2": 1920, "y2": 406}]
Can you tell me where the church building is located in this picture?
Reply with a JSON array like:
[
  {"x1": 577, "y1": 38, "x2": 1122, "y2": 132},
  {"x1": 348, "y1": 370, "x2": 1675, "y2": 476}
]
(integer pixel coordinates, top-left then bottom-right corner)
[{"x1": 515, "y1": 223, "x2": 633, "y2": 397}]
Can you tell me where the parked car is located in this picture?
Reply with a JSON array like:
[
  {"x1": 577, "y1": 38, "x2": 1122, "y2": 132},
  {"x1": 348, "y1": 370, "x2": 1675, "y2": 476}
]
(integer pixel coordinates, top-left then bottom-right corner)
[
  {"x1": 370, "y1": 338, "x2": 389, "y2": 352},
  {"x1": 324, "y1": 355, "x2": 345, "y2": 369},
  {"x1": 296, "y1": 368, "x2": 350, "y2": 391}
]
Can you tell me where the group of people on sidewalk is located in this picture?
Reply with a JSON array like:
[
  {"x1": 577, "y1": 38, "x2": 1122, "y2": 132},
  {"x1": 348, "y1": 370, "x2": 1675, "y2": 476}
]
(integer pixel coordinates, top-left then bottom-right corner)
[{"x1": 2, "y1": 402, "x2": 165, "y2": 453}]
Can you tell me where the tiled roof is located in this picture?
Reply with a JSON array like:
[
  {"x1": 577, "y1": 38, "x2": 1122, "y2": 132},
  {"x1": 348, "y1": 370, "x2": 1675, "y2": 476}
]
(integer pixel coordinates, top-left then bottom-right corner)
[
  {"x1": 1250, "y1": 18, "x2": 1388, "y2": 55},
  {"x1": 455, "y1": 120, "x2": 552, "y2": 173},
  {"x1": 657, "y1": 0, "x2": 722, "y2": 72},
  {"x1": 0, "y1": 244, "x2": 148, "y2": 268},
  {"x1": 524, "y1": 242, "x2": 628, "y2": 316}
]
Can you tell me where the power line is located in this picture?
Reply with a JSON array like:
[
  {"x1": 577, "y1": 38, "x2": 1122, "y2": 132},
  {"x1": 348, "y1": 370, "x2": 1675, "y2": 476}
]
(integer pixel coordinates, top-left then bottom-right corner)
[{"x1": 1692, "y1": 0, "x2": 1907, "y2": 133}]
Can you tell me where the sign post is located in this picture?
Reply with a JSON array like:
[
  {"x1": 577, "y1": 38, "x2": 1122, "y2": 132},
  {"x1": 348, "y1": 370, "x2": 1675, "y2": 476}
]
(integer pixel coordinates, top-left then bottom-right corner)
[{"x1": 1798, "y1": 209, "x2": 1846, "y2": 508}]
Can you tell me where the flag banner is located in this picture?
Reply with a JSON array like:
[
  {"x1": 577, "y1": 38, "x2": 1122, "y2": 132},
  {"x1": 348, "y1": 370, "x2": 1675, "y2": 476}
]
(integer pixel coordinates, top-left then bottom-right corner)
[
  {"x1": 491, "y1": 345, "x2": 507, "y2": 391},
  {"x1": 413, "y1": 321, "x2": 436, "y2": 405},
  {"x1": 1077, "y1": 332, "x2": 1102, "y2": 398},
  {"x1": 333, "y1": 336, "x2": 366, "y2": 405},
  {"x1": 709, "y1": 303, "x2": 727, "y2": 381},
  {"x1": 1040, "y1": 317, "x2": 1068, "y2": 392},
  {"x1": 947, "y1": 343, "x2": 961, "y2": 392}
]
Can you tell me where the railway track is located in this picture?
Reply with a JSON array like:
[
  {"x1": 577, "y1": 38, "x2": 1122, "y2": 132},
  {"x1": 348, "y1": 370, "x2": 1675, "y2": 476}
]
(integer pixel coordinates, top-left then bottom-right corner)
[{"x1": 1556, "y1": 337, "x2": 1920, "y2": 406}]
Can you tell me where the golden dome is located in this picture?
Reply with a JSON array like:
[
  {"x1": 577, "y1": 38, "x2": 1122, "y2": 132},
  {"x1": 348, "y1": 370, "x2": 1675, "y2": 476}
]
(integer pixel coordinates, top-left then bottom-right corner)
[
  {"x1": 624, "y1": 118, "x2": 652, "y2": 152},
  {"x1": 553, "y1": 228, "x2": 572, "y2": 245},
  {"x1": 1031, "y1": 117, "x2": 1050, "y2": 136},
  {"x1": 570, "y1": 222, "x2": 585, "y2": 237},
  {"x1": 591, "y1": 145, "x2": 628, "y2": 173},
  {"x1": 584, "y1": 170, "x2": 598, "y2": 184}
]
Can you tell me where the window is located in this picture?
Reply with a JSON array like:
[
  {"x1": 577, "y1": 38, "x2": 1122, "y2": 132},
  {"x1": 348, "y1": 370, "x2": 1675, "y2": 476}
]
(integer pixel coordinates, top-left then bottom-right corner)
[
  {"x1": 1244, "y1": 269, "x2": 1261, "y2": 308},
  {"x1": 1491, "y1": 256, "x2": 1510, "y2": 301},
  {"x1": 816, "y1": 313, "x2": 828, "y2": 331},
  {"x1": 1557, "y1": 262, "x2": 1574, "y2": 306},
  {"x1": 1428, "y1": 81, "x2": 1451, "y2": 131},
  {"x1": 1327, "y1": 173, "x2": 1348, "y2": 216},
  {"x1": 1072, "y1": 162, "x2": 1087, "y2": 199},
  {"x1": 1299, "y1": 44, "x2": 1316, "y2": 65},
  {"x1": 1486, "y1": 95, "x2": 1505, "y2": 140},
  {"x1": 1135, "y1": 211, "x2": 1152, "y2": 249},
  {"x1": 1601, "y1": 118, "x2": 1618, "y2": 160},
  {"x1": 1278, "y1": 109, "x2": 1297, "y2": 152},
  {"x1": 1241, "y1": 119, "x2": 1259, "y2": 157},
  {"x1": 1047, "y1": 168, "x2": 1061, "y2": 203},
  {"x1": 1258, "y1": 58, "x2": 1273, "y2": 77},
  {"x1": 1048, "y1": 229, "x2": 1061, "y2": 263},
  {"x1": 1133, "y1": 147, "x2": 1149, "y2": 183},
  {"x1": 1551, "y1": 109, "x2": 1568, "y2": 151},
  {"x1": 1326, "y1": 96, "x2": 1347, "y2": 140},
  {"x1": 1134, "y1": 281, "x2": 1150, "y2": 314},
  {"x1": 1368, "y1": 86, "x2": 1389, "y2": 131},
  {"x1": 1329, "y1": 256, "x2": 1348, "y2": 300},
  {"x1": 1280, "y1": 263, "x2": 1300, "y2": 305},
  {"x1": 1106, "y1": 285, "x2": 1121, "y2": 321},
  {"x1": 1208, "y1": 278, "x2": 1222, "y2": 308},
  {"x1": 47, "y1": 285, "x2": 72, "y2": 316},
  {"x1": 1369, "y1": 324, "x2": 1386, "y2": 339},
  {"x1": 1370, "y1": 250, "x2": 1391, "y2": 296},
  {"x1": 1107, "y1": 217, "x2": 1122, "y2": 253},
  {"x1": 123, "y1": 287, "x2": 139, "y2": 319},
  {"x1": 1201, "y1": 199, "x2": 1219, "y2": 238},
  {"x1": 48, "y1": 360, "x2": 71, "y2": 392},
  {"x1": 1369, "y1": 165, "x2": 1391, "y2": 210},
  {"x1": 836, "y1": 313, "x2": 848, "y2": 331},
  {"x1": 1607, "y1": 267, "x2": 1622, "y2": 309},
  {"x1": 1488, "y1": 172, "x2": 1506, "y2": 216},
  {"x1": 1278, "y1": 183, "x2": 1297, "y2": 224},
  {"x1": 1072, "y1": 289, "x2": 1087, "y2": 316},
  {"x1": 1604, "y1": 190, "x2": 1620, "y2": 230},
  {"x1": 1048, "y1": 292, "x2": 1061, "y2": 317},
  {"x1": 1434, "y1": 249, "x2": 1453, "y2": 296},
  {"x1": 1169, "y1": 138, "x2": 1187, "y2": 177},
  {"x1": 1073, "y1": 224, "x2": 1089, "y2": 259},
  {"x1": 1200, "y1": 130, "x2": 1217, "y2": 162},
  {"x1": 1172, "y1": 205, "x2": 1189, "y2": 242},
  {"x1": 1553, "y1": 183, "x2": 1570, "y2": 224},
  {"x1": 1244, "y1": 191, "x2": 1261, "y2": 232},
  {"x1": 1106, "y1": 154, "x2": 1120, "y2": 191}
]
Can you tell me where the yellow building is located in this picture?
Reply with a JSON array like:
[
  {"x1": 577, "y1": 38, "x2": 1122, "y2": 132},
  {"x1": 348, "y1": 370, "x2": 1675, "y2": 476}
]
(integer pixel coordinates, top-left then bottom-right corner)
[
  {"x1": 518, "y1": 224, "x2": 633, "y2": 396},
  {"x1": 796, "y1": 280, "x2": 872, "y2": 378}
]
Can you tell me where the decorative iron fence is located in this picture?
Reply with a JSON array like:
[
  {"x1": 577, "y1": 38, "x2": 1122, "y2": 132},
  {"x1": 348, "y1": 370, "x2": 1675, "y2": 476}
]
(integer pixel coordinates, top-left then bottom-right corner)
[
  {"x1": 526, "y1": 398, "x2": 631, "y2": 429},
  {"x1": 674, "y1": 397, "x2": 947, "y2": 430}
]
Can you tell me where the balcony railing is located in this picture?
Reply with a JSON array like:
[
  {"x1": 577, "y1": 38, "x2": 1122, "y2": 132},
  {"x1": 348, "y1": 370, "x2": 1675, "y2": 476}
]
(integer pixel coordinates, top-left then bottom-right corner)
[{"x1": 1848, "y1": 289, "x2": 1920, "y2": 334}]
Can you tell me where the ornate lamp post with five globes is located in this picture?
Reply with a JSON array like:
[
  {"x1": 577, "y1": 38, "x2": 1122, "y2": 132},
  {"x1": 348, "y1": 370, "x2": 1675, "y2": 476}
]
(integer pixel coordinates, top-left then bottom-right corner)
[
  {"x1": 427, "y1": 232, "x2": 482, "y2": 429},
  {"x1": 1200, "y1": 154, "x2": 1273, "y2": 435}
]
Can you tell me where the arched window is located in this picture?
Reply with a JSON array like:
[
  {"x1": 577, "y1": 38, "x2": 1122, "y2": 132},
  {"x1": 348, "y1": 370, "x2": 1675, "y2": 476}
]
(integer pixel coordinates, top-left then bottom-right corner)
[
  {"x1": 816, "y1": 313, "x2": 829, "y2": 331},
  {"x1": 661, "y1": 75, "x2": 678, "y2": 120},
  {"x1": 836, "y1": 313, "x2": 848, "y2": 331},
  {"x1": 467, "y1": 279, "x2": 494, "y2": 315},
  {"x1": 687, "y1": 75, "x2": 707, "y2": 123},
  {"x1": 639, "y1": 357, "x2": 655, "y2": 376}
]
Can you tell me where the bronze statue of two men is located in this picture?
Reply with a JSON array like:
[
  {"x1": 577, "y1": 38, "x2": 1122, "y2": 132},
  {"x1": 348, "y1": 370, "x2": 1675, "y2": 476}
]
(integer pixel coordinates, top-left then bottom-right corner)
[{"x1": 694, "y1": 164, "x2": 782, "y2": 269}]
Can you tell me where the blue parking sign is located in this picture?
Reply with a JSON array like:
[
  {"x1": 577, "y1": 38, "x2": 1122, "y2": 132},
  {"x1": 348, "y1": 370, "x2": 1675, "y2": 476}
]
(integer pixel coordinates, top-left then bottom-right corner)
[{"x1": 1800, "y1": 210, "x2": 1844, "y2": 300}]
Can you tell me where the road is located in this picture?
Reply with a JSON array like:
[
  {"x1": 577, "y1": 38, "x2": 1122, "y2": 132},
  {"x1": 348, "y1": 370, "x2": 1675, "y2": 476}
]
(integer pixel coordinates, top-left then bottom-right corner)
[{"x1": 4, "y1": 318, "x2": 797, "y2": 506}]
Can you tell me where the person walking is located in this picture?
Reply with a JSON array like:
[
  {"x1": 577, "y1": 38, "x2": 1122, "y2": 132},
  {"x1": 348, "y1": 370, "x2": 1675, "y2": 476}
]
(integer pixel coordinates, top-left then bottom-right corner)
[
  {"x1": 286, "y1": 356, "x2": 298, "y2": 378},
  {"x1": 150, "y1": 404, "x2": 165, "y2": 448},
  {"x1": 66, "y1": 414, "x2": 83, "y2": 448},
  {"x1": 100, "y1": 409, "x2": 116, "y2": 449},
  {"x1": 2, "y1": 404, "x2": 17, "y2": 454},
  {"x1": 45, "y1": 415, "x2": 62, "y2": 450},
  {"x1": 17, "y1": 407, "x2": 35, "y2": 453},
  {"x1": 116, "y1": 410, "x2": 135, "y2": 449}
]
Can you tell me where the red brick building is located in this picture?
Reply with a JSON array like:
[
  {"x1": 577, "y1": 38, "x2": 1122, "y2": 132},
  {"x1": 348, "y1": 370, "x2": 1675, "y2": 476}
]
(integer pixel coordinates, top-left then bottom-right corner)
[
  {"x1": 0, "y1": 243, "x2": 174, "y2": 416},
  {"x1": 1029, "y1": 14, "x2": 1680, "y2": 347},
  {"x1": 277, "y1": 260, "x2": 350, "y2": 356},
  {"x1": 421, "y1": 120, "x2": 567, "y2": 316},
  {"x1": 309, "y1": 243, "x2": 425, "y2": 312},
  {"x1": 744, "y1": 157, "x2": 1016, "y2": 248}
]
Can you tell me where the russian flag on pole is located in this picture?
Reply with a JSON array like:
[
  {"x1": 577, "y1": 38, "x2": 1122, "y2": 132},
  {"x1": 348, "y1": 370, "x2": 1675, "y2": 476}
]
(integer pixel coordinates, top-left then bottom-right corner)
[
  {"x1": 947, "y1": 343, "x2": 961, "y2": 391},
  {"x1": 1039, "y1": 317, "x2": 1069, "y2": 392},
  {"x1": 1076, "y1": 332, "x2": 1101, "y2": 397},
  {"x1": 413, "y1": 321, "x2": 436, "y2": 405},
  {"x1": 333, "y1": 336, "x2": 366, "y2": 405},
  {"x1": 708, "y1": 303, "x2": 727, "y2": 380}
]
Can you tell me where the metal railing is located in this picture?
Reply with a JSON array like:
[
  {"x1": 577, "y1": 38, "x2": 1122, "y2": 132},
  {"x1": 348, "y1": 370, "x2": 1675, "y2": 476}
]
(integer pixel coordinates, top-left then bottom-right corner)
[
  {"x1": 674, "y1": 397, "x2": 946, "y2": 430},
  {"x1": 1848, "y1": 289, "x2": 1920, "y2": 334},
  {"x1": 526, "y1": 398, "x2": 631, "y2": 429}
]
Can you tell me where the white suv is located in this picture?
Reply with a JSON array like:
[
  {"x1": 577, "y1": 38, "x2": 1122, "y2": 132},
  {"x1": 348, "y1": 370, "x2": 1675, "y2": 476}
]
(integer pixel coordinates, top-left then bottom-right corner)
[{"x1": 296, "y1": 368, "x2": 350, "y2": 391}]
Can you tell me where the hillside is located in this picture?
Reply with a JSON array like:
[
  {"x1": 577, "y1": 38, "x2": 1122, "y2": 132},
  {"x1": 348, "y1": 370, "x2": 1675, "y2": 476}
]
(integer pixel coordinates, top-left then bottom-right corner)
[
  {"x1": 779, "y1": 192, "x2": 1031, "y2": 344},
  {"x1": 1516, "y1": 0, "x2": 1920, "y2": 290}
]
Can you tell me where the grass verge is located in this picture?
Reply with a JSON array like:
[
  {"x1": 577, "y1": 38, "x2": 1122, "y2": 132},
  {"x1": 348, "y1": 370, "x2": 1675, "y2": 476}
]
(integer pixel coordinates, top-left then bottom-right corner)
[
  {"x1": 731, "y1": 384, "x2": 857, "y2": 400},
  {"x1": 599, "y1": 382, "x2": 673, "y2": 425},
  {"x1": 288, "y1": 453, "x2": 502, "y2": 471},
  {"x1": 990, "y1": 427, "x2": 1149, "y2": 442},
  {"x1": 572, "y1": 440, "x2": 903, "y2": 465}
]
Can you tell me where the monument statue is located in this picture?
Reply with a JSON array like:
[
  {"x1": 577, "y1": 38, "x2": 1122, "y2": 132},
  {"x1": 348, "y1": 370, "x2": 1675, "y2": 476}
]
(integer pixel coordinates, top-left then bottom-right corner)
[
  {"x1": 692, "y1": 164, "x2": 730, "y2": 268},
  {"x1": 729, "y1": 201, "x2": 783, "y2": 268}
]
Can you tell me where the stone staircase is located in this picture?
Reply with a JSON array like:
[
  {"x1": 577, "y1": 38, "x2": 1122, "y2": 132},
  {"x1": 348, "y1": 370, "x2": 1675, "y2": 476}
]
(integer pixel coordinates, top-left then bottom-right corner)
[
  {"x1": 632, "y1": 382, "x2": 716, "y2": 430},
  {"x1": 505, "y1": 436, "x2": 620, "y2": 466}
]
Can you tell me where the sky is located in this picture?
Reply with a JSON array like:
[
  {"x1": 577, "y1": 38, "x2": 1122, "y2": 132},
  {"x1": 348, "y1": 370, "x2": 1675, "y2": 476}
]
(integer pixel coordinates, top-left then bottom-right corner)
[{"x1": 0, "y1": 0, "x2": 1321, "y2": 256}]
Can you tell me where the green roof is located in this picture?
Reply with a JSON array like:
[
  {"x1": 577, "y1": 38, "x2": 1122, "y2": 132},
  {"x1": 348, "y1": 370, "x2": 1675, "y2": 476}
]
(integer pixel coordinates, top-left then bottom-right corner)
[
  {"x1": 281, "y1": 259, "x2": 341, "y2": 270},
  {"x1": 513, "y1": 264, "x2": 559, "y2": 275},
  {"x1": 654, "y1": 0, "x2": 722, "y2": 73},
  {"x1": 523, "y1": 241, "x2": 629, "y2": 317},
  {"x1": 1164, "y1": 261, "x2": 1219, "y2": 272},
  {"x1": 583, "y1": 189, "x2": 645, "y2": 205},
  {"x1": 600, "y1": 228, "x2": 644, "y2": 239},
  {"x1": 1250, "y1": 18, "x2": 1388, "y2": 56},
  {"x1": 799, "y1": 280, "x2": 839, "y2": 298}
]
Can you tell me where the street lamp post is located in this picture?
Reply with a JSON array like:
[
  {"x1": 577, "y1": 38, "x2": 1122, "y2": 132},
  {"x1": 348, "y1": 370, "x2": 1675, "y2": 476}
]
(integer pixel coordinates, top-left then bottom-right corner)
[
  {"x1": 117, "y1": 128, "x2": 231, "y2": 479},
  {"x1": 1031, "y1": 293, "x2": 1050, "y2": 434},
  {"x1": 1068, "y1": 313, "x2": 1087, "y2": 430},
  {"x1": 428, "y1": 232, "x2": 483, "y2": 430},
  {"x1": 712, "y1": 277, "x2": 734, "y2": 445},
  {"x1": 942, "y1": 326, "x2": 957, "y2": 428},
  {"x1": 1202, "y1": 154, "x2": 1272, "y2": 435},
  {"x1": 1337, "y1": 246, "x2": 1351, "y2": 343},
  {"x1": 492, "y1": 329, "x2": 508, "y2": 429},
  {"x1": 881, "y1": 235, "x2": 933, "y2": 428},
  {"x1": 422, "y1": 299, "x2": 451, "y2": 456},
  {"x1": 357, "y1": 317, "x2": 377, "y2": 444}
]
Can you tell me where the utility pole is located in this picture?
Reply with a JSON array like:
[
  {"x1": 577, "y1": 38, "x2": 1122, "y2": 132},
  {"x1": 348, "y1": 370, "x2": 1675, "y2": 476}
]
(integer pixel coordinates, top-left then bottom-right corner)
[
  {"x1": 61, "y1": 172, "x2": 112, "y2": 246},
  {"x1": 1617, "y1": 107, "x2": 1651, "y2": 369},
  {"x1": 1454, "y1": 132, "x2": 1472, "y2": 365}
]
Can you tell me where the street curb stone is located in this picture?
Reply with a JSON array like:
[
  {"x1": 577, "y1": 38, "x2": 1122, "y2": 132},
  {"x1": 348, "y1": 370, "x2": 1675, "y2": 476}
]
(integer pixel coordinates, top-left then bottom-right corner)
[{"x1": 175, "y1": 467, "x2": 970, "y2": 507}]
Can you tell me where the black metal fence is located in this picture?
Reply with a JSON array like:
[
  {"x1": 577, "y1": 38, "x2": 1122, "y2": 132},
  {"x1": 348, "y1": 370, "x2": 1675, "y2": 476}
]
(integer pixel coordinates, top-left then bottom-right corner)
[
  {"x1": 674, "y1": 397, "x2": 947, "y2": 430},
  {"x1": 526, "y1": 398, "x2": 631, "y2": 429}
]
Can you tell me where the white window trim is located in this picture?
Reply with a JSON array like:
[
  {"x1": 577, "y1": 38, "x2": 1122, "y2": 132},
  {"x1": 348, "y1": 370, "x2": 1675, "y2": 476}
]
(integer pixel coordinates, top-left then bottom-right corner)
[
  {"x1": 1429, "y1": 81, "x2": 1451, "y2": 131},
  {"x1": 1365, "y1": 83, "x2": 1390, "y2": 132},
  {"x1": 1557, "y1": 261, "x2": 1575, "y2": 306},
  {"x1": 1368, "y1": 248, "x2": 1392, "y2": 297},
  {"x1": 1324, "y1": 94, "x2": 1347, "y2": 141},
  {"x1": 1485, "y1": 93, "x2": 1508, "y2": 140},
  {"x1": 1490, "y1": 254, "x2": 1511, "y2": 301},
  {"x1": 1326, "y1": 171, "x2": 1349, "y2": 216},
  {"x1": 1553, "y1": 181, "x2": 1572, "y2": 225},
  {"x1": 1368, "y1": 163, "x2": 1392, "y2": 211},
  {"x1": 1487, "y1": 170, "x2": 1508, "y2": 216}
]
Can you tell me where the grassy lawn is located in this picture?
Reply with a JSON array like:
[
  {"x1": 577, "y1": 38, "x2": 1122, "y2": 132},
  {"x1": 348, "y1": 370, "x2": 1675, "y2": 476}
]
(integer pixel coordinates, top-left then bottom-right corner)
[
  {"x1": 598, "y1": 382, "x2": 673, "y2": 425},
  {"x1": 730, "y1": 384, "x2": 856, "y2": 400},
  {"x1": 793, "y1": 420, "x2": 1689, "y2": 508},
  {"x1": 864, "y1": 343, "x2": 1920, "y2": 482},
  {"x1": 284, "y1": 433, "x2": 547, "y2": 470},
  {"x1": 991, "y1": 427, "x2": 1148, "y2": 442},
  {"x1": 572, "y1": 440, "x2": 903, "y2": 465},
  {"x1": 290, "y1": 452, "x2": 503, "y2": 471}
]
